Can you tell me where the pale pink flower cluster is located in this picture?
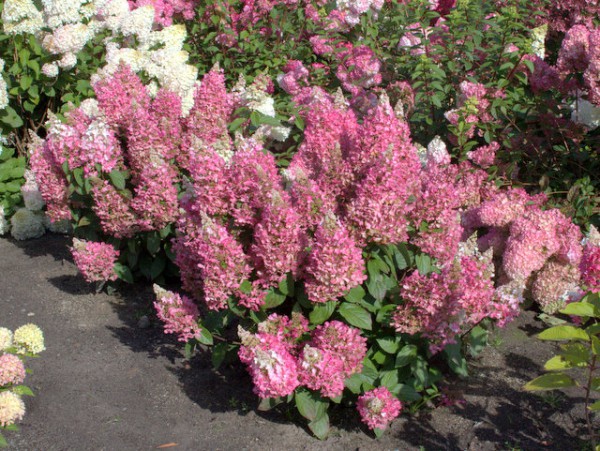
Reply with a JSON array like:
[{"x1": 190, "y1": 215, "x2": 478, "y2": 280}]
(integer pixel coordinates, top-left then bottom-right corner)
[
  {"x1": 393, "y1": 227, "x2": 522, "y2": 352},
  {"x1": 70, "y1": 238, "x2": 120, "y2": 283},
  {"x1": 581, "y1": 242, "x2": 600, "y2": 293},
  {"x1": 31, "y1": 65, "x2": 182, "y2": 237},
  {"x1": 336, "y1": 44, "x2": 382, "y2": 95},
  {"x1": 357, "y1": 387, "x2": 402, "y2": 430},
  {"x1": 467, "y1": 186, "x2": 584, "y2": 314},
  {"x1": 556, "y1": 24, "x2": 600, "y2": 105},
  {"x1": 239, "y1": 317, "x2": 366, "y2": 399},
  {"x1": 128, "y1": 0, "x2": 198, "y2": 26},
  {"x1": 153, "y1": 285, "x2": 202, "y2": 342},
  {"x1": 0, "y1": 354, "x2": 26, "y2": 386}
]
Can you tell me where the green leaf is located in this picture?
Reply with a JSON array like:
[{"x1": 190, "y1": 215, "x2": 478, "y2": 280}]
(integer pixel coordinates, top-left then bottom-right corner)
[
  {"x1": 211, "y1": 342, "x2": 229, "y2": 369},
  {"x1": 395, "y1": 344, "x2": 418, "y2": 368},
  {"x1": 468, "y1": 325, "x2": 489, "y2": 357},
  {"x1": 149, "y1": 256, "x2": 166, "y2": 280},
  {"x1": 308, "y1": 414, "x2": 330, "y2": 440},
  {"x1": 344, "y1": 285, "x2": 366, "y2": 303},
  {"x1": 593, "y1": 336, "x2": 600, "y2": 356},
  {"x1": 197, "y1": 328, "x2": 213, "y2": 346},
  {"x1": 0, "y1": 432, "x2": 7, "y2": 447},
  {"x1": 538, "y1": 326, "x2": 589, "y2": 341},
  {"x1": 264, "y1": 288, "x2": 286, "y2": 309},
  {"x1": 589, "y1": 400, "x2": 600, "y2": 411},
  {"x1": 257, "y1": 397, "x2": 282, "y2": 411},
  {"x1": 11, "y1": 385, "x2": 34, "y2": 396},
  {"x1": 560, "y1": 302, "x2": 599, "y2": 318},
  {"x1": 146, "y1": 232, "x2": 161, "y2": 255},
  {"x1": 444, "y1": 342, "x2": 468, "y2": 377},
  {"x1": 338, "y1": 302, "x2": 372, "y2": 330},
  {"x1": 543, "y1": 356, "x2": 573, "y2": 371},
  {"x1": 278, "y1": 273, "x2": 294, "y2": 297},
  {"x1": 113, "y1": 263, "x2": 134, "y2": 284},
  {"x1": 524, "y1": 373, "x2": 577, "y2": 391},
  {"x1": 395, "y1": 384, "x2": 422, "y2": 402},
  {"x1": 344, "y1": 373, "x2": 363, "y2": 394},
  {"x1": 108, "y1": 170, "x2": 126, "y2": 190},
  {"x1": 373, "y1": 428, "x2": 384, "y2": 438},
  {"x1": 309, "y1": 301, "x2": 336, "y2": 325},
  {"x1": 295, "y1": 389, "x2": 327, "y2": 422},
  {"x1": 377, "y1": 337, "x2": 400, "y2": 354}
]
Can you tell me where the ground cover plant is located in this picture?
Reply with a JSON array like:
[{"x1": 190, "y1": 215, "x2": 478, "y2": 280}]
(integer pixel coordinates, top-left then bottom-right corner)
[{"x1": 0, "y1": 0, "x2": 599, "y2": 441}]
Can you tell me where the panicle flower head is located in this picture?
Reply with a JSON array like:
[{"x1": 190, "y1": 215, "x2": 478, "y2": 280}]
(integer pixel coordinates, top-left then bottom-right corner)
[
  {"x1": 2, "y1": 0, "x2": 44, "y2": 35},
  {"x1": 503, "y1": 208, "x2": 578, "y2": 280},
  {"x1": 250, "y1": 197, "x2": 306, "y2": 288},
  {"x1": 153, "y1": 284, "x2": 201, "y2": 342},
  {"x1": 467, "y1": 141, "x2": 499, "y2": 168},
  {"x1": 91, "y1": 181, "x2": 138, "y2": 238},
  {"x1": 336, "y1": 45, "x2": 382, "y2": 95},
  {"x1": 0, "y1": 391, "x2": 25, "y2": 427},
  {"x1": 310, "y1": 320, "x2": 367, "y2": 375},
  {"x1": 13, "y1": 324, "x2": 45, "y2": 354},
  {"x1": 238, "y1": 329, "x2": 299, "y2": 399},
  {"x1": 297, "y1": 345, "x2": 346, "y2": 398},
  {"x1": 71, "y1": 238, "x2": 120, "y2": 283},
  {"x1": 303, "y1": 215, "x2": 366, "y2": 303},
  {"x1": 532, "y1": 260, "x2": 581, "y2": 314},
  {"x1": 257, "y1": 312, "x2": 309, "y2": 348},
  {"x1": 175, "y1": 214, "x2": 251, "y2": 310},
  {"x1": 357, "y1": 387, "x2": 402, "y2": 430},
  {"x1": 0, "y1": 354, "x2": 26, "y2": 386},
  {"x1": 581, "y1": 242, "x2": 600, "y2": 293}
]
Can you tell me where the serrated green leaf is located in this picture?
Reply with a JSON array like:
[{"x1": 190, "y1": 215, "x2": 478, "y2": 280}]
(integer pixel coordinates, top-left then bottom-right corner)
[
  {"x1": 538, "y1": 325, "x2": 589, "y2": 341},
  {"x1": 308, "y1": 413, "x2": 330, "y2": 440},
  {"x1": 264, "y1": 288, "x2": 286, "y2": 309},
  {"x1": 560, "y1": 302, "x2": 599, "y2": 318},
  {"x1": 377, "y1": 337, "x2": 400, "y2": 354},
  {"x1": 338, "y1": 302, "x2": 372, "y2": 330},
  {"x1": 543, "y1": 356, "x2": 573, "y2": 371},
  {"x1": 108, "y1": 170, "x2": 126, "y2": 190},
  {"x1": 589, "y1": 400, "x2": 600, "y2": 411},
  {"x1": 257, "y1": 397, "x2": 282, "y2": 411},
  {"x1": 444, "y1": 342, "x2": 468, "y2": 377},
  {"x1": 113, "y1": 263, "x2": 133, "y2": 284},
  {"x1": 197, "y1": 328, "x2": 213, "y2": 346},
  {"x1": 524, "y1": 373, "x2": 577, "y2": 391},
  {"x1": 11, "y1": 385, "x2": 34, "y2": 396},
  {"x1": 344, "y1": 285, "x2": 366, "y2": 303},
  {"x1": 295, "y1": 389, "x2": 327, "y2": 422},
  {"x1": 309, "y1": 301, "x2": 336, "y2": 325},
  {"x1": 395, "y1": 344, "x2": 418, "y2": 367}
]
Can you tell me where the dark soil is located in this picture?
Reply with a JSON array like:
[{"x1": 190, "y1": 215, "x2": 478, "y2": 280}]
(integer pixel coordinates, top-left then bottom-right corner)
[{"x1": 0, "y1": 234, "x2": 593, "y2": 450}]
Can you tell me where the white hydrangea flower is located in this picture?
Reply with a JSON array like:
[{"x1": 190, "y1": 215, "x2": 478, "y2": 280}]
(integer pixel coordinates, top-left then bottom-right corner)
[
  {"x1": 571, "y1": 97, "x2": 600, "y2": 130},
  {"x1": 118, "y1": 5, "x2": 154, "y2": 42},
  {"x1": 0, "y1": 206, "x2": 10, "y2": 236},
  {"x1": 2, "y1": 0, "x2": 44, "y2": 35},
  {"x1": 0, "y1": 327, "x2": 13, "y2": 351},
  {"x1": 41, "y1": 62, "x2": 60, "y2": 78},
  {"x1": 10, "y1": 208, "x2": 45, "y2": 240},
  {"x1": 426, "y1": 135, "x2": 451, "y2": 166},
  {"x1": 42, "y1": 23, "x2": 94, "y2": 55},
  {"x1": 13, "y1": 323, "x2": 45, "y2": 354},
  {"x1": 0, "y1": 59, "x2": 8, "y2": 111},
  {"x1": 530, "y1": 24, "x2": 547, "y2": 60},
  {"x1": 21, "y1": 172, "x2": 45, "y2": 211}
]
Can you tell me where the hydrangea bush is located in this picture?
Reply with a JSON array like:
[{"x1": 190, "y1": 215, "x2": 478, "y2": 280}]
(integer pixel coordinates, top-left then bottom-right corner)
[
  {"x1": 1, "y1": 0, "x2": 599, "y2": 439},
  {"x1": 0, "y1": 324, "x2": 45, "y2": 447}
]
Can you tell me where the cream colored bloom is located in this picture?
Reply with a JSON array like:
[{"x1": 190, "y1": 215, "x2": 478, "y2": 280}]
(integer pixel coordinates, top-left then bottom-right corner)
[
  {"x1": 10, "y1": 208, "x2": 45, "y2": 241},
  {"x1": 0, "y1": 392, "x2": 25, "y2": 427},
  {"x1": 13, "y1": 323, "x2": 45, "y2": 354},
  {"x1": 2, "y1": 0, "x2": 44, "y2": 35},
  {"x1": 0, "y1": 59, "x2": 8, "y2": 111},
  {"x1": 0, "y1": 327, "x2": 13, "y2": 351}
]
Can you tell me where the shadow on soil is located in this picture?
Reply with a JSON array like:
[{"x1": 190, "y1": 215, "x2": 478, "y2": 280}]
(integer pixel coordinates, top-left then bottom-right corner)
[{"x1": 14, "y1": 234, "x2": 585, "y2": 449}]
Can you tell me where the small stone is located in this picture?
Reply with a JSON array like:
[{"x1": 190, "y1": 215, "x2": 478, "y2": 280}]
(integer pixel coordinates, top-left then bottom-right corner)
[{"x1": 138, "y1": 315, "x2": 150, "y2": 329}]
